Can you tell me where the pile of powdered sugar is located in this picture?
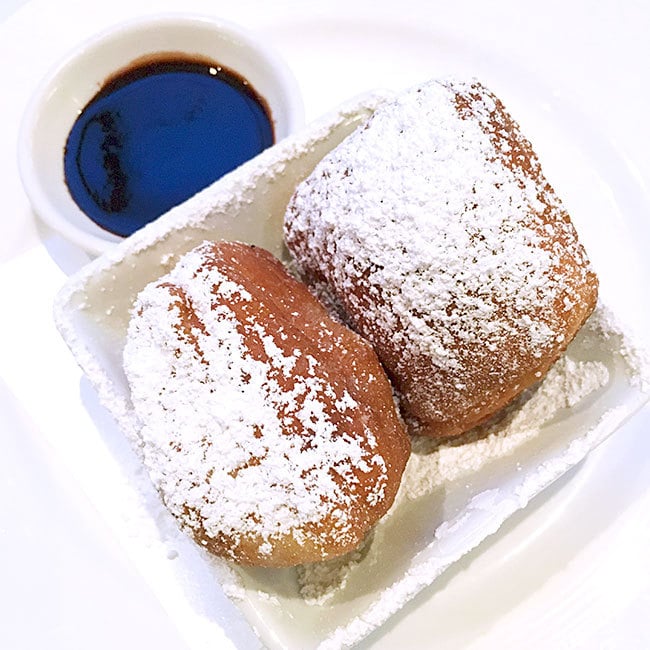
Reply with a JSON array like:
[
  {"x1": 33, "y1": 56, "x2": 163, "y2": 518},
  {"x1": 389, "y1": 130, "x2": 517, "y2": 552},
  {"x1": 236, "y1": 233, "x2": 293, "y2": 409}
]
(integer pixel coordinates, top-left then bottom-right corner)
[{"x1": 400, "y1": 353, "x2": 609, "y2": 499}]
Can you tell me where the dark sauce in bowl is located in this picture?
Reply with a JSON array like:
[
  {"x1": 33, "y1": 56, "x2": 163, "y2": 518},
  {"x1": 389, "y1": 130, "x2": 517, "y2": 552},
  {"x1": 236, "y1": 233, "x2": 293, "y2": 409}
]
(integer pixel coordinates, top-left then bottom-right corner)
[{"x1": 64, "y1": 55, "x2": 274, "y2": 237}]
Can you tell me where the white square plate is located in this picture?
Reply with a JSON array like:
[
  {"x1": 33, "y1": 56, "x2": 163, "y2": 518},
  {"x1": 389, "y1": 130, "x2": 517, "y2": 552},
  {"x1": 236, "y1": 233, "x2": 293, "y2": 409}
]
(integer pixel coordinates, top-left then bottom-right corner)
[{"x1": 53, "y1": 91, "x2": 650, "y2": 649}]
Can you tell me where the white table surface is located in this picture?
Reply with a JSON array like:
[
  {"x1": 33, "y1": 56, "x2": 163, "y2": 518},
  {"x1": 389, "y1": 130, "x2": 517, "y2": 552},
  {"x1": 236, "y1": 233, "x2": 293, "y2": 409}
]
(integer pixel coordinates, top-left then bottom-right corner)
[{"x1": 2, "y1": 1, "x2": 649, "y2": 649}]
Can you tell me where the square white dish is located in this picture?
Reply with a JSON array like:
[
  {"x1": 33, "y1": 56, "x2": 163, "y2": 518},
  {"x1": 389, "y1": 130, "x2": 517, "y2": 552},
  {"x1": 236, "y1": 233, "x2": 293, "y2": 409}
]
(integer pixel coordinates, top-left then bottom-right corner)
[{"x1": 54, "y1": 90, "x2": 650, "y2": 650}]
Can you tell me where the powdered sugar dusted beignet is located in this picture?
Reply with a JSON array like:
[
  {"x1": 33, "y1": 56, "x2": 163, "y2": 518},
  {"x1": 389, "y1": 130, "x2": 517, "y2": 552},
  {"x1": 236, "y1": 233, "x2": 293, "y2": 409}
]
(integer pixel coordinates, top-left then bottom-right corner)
[
  {"x1": 284, "y1": 78, "x2": 598, "y2": 438},
  {"x1": 123, "y1": 241, "x2": 409, "y2": 567}
]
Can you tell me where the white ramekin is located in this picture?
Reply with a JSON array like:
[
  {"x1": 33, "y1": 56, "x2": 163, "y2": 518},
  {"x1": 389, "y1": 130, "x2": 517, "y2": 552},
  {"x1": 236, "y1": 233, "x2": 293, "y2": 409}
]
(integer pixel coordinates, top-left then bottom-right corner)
[{"x1": 18, "y1": 13, "x2": 304, "y2": 255}]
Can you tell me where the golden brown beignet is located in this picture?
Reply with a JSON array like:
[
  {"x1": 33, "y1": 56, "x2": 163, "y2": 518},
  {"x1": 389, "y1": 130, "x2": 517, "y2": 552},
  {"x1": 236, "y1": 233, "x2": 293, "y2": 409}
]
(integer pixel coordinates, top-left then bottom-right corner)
[
  {"x1": 123, "y1": 241, "x2": 409, "y2": 567},
  {"x1": 284, "y1": 79, "x2": 598, "y2": 438}
]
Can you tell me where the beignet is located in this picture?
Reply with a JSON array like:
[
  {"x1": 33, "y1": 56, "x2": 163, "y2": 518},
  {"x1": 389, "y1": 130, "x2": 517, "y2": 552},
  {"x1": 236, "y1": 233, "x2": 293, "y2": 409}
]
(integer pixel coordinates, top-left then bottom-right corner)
[
  {"x1": 284, "y1": 78, "x2": 598, "y2": 438},
  {"x1": 123, "y1": 241, "x2": 409, "y2": 567}
]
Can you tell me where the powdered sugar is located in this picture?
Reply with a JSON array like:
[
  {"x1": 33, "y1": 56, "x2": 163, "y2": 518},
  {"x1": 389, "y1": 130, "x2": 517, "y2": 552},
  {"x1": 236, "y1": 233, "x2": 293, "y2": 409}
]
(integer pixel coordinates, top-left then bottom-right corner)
[
  {"x1": 401, "y1": 352, "x2": 610, "y2": 499},
  {"x1": 297, "y1": 533, "x2": 374, "y2": 605}
]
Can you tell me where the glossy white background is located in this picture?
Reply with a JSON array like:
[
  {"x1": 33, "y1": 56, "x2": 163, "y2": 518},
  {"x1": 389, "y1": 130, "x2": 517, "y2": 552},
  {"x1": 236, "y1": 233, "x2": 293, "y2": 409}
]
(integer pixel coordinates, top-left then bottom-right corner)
[{"x1": 1, "y1": 1, "x2": 649, "y2": 649}]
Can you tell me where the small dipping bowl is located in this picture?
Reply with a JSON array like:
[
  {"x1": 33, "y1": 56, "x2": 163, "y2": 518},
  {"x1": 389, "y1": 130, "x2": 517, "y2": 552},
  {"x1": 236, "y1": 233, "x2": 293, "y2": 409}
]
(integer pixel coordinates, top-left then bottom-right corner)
[{"x1": 18, "y1": 14, "x2": 304, "y2": 255}]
